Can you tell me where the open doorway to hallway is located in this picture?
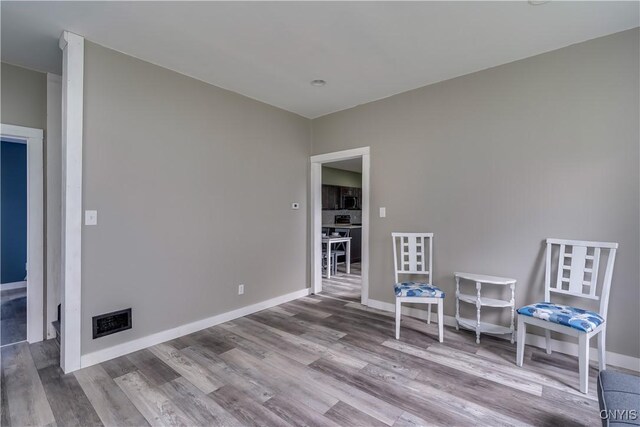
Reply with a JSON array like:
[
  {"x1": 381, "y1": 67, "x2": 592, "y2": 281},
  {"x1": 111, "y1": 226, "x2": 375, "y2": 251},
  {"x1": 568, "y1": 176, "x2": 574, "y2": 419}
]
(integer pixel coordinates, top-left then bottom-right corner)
[
  {"x1": 310, "y1": 147, "x2": 370, "y2": 305},
  {"x1": 320, "y1": 159, "x2": 363, "y2": 302},
  {"x1": 0, "y1": 124, "x2": 44, "y2": 348},
  {"x1": 1, "y1": 139, "x2": 28, "y2": 346}
]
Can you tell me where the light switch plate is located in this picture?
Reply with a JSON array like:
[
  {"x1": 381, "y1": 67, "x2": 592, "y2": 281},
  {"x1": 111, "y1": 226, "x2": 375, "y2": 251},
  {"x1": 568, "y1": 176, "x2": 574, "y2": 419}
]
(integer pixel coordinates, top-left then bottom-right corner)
[
  {"x1": 85, "y1": 210, "x2": 98, "y2": 225},
  {"x1": 379, "y1": 207, "x2": 386, "y2": 218},
  {"x1": 291, "y1": 202, "x2": 300, "y2": 210}
]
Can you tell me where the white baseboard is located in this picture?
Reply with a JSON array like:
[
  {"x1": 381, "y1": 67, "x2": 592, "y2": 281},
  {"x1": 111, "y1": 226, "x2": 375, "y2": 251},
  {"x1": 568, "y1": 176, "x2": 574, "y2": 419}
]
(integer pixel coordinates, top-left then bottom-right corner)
[
  {"x1": 0, "y1": 281, "x2": 27, "y2": 291},
  {"x1": 367, "y1": 298, "x2": 639, "y2": 372},
  {"x1": 80, "y1": 287, "x2": 311, "y2": 368}
]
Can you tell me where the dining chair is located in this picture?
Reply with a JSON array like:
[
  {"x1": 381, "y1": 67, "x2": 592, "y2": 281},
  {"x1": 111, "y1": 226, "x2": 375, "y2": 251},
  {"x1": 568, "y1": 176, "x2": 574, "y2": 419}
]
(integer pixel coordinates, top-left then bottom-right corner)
[
  {"x1": 392, "y1": 232, "x2": 444, "y2": 343},
  {"x1": 516, "y1": 238, "x2": 618, "y2": 394},
  {"x1": 322, "y1": 250, "x2": 338, "y2": 276},
  {"x1": 332, "y1": 228, "x2": 350, "y2": 270}
]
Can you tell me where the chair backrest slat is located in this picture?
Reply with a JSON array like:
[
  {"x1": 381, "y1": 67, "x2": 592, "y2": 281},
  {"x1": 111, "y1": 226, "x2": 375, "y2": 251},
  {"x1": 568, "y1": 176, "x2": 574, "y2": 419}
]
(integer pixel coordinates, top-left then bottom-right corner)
[
  {"x1": 567, "y1": 245, "x2": 588, "y2": 294},
  {"x1": 589, "y1": 247, "x2": 601, "y2": 299},
  {"x1": 554, "y1": 243, "x2": 566, "y2": 294},
  {"x1": 545, "y1": 238, "x2": 618, "y2": 317},
  {"x1": 392, "y1": 232, "x2": 433, "y2": 284}
]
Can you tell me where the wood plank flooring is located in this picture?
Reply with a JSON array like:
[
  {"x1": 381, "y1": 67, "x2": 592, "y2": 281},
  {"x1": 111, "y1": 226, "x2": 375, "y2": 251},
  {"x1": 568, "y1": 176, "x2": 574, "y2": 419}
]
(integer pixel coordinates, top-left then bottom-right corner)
[
  {"x1": 321, "y1": 263, "x2": 362, "y2": 302},
  {"x1": 1, "y1": 288, "x2": 27, "y2": 346},
  {"x1": 1, "y1": 267, "x2": 614, "y2": 426}
]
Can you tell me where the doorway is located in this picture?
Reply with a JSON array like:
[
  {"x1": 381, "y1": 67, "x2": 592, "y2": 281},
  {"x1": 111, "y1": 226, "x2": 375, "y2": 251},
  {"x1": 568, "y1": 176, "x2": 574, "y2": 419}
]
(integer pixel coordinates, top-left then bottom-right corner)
[
  {"x1": 1, "y1": 139, "x2": 27, "y2": 345},
  {"x1": 0, "y1": 124, "x2": 44, "y2": 346},
  {"x1": 310, "y1": 147, "x2": 370, "y2": 305}
]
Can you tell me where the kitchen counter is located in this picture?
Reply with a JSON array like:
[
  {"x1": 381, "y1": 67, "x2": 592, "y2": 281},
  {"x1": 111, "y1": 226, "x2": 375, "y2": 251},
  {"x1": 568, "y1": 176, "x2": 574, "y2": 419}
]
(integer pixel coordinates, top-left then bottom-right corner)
[{"x1": 323, "y1": 224, "x2": 362, "y2": 229}]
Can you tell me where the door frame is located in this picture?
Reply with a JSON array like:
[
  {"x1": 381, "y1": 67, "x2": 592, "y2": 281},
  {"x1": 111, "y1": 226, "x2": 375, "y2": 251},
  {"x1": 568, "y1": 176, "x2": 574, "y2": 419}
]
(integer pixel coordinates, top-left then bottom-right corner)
[
  {"x1": 0, "y1": 123, "x2": 44, "y2": 344},
  {"x1": 310, "y1": 147, "x2": 370, "y2": 305}
]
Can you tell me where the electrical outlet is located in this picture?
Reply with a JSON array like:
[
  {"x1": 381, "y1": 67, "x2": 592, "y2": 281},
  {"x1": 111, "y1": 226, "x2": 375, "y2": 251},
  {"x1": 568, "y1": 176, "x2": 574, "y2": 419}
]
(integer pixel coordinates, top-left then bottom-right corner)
[
  {"x1": 379, "y1": 207, "x2": 386, "y2": 218},
  {"x1": 238, "y1": 284, "x2": 245, "y2": 295}
]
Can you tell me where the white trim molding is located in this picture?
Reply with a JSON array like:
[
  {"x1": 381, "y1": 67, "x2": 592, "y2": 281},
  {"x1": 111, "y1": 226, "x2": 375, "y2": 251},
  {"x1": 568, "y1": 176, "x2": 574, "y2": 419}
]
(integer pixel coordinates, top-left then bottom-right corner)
[
  {"x1": 59, "y1": 31, "x2": 84, "y2": 373},
  {"x1": 310, "y1": 147, "x2": 371, "y2": 305},
  {"x1": 81, "y1": 287, "x2": 311, "y2": 368},
  {"x1": 1, "y1": 124, "x2": 45, "y2": 344},
  {"x1": 46, "y1": 73, "x2": 63, "y2": 340},
  {"x1": 0, "y1": 281, "x2": 27, "y2": 291},
  {"x1": 0, "y1": 124, "x2": 44, "y2": 140},
  {"x1": 367, "y1": 298, "x2": 640, "y2": 372},
  {"x1": 310, "y1": 147, "x2": 371, "y2": 164}
]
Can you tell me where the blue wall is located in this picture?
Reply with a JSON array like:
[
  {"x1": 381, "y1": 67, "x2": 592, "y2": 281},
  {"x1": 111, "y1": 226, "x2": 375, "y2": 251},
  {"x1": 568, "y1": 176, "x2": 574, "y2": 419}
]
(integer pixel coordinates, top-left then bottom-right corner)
[{"x1": 1, "y1": 140, "x2": 27, "y2": 284}]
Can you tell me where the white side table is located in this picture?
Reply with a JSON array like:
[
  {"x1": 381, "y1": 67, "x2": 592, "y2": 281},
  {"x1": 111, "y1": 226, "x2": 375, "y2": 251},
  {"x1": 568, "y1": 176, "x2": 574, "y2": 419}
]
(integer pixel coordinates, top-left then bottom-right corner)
[{"x1": 454, "y1": 272, "x2": 516, "y2": 344}]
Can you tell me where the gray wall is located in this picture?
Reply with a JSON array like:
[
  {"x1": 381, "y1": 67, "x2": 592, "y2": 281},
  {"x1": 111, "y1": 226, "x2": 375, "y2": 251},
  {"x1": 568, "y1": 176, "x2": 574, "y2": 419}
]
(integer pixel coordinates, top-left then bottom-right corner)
[
  {"x1": 322, "y1": 166, "x2": 362, "y2": 188},
  {"x1": 311, "y1": 29, "x2": 640, "y2": 358},
  {"x1": 82, "y1": 42, "x2": 311, "y2": 354},
  {"x1": 1, "y1": 62, "x2": 46, "y2": 130}
]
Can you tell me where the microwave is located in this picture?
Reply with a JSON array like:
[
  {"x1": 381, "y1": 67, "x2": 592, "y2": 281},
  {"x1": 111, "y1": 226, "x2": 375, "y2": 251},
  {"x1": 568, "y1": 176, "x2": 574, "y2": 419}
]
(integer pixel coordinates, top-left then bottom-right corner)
[{"x1": 342, "y1": 195, "x2": 359, "y2": 210}]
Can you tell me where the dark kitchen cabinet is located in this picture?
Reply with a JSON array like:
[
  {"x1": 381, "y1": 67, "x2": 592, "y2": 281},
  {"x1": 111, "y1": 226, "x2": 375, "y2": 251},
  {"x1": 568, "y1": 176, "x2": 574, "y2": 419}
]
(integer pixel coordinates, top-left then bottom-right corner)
[
  {"x1": 321, "y1": 186, "x2": 329, "y2": 209},
  {"x1": 322, "y1": 185, "x2": 341, "y2": 210},
  {"x1": 349, "y1": 227, "x2": 362, "y2": 263},
  {"x1": 322, "y1": 185, "x2": 361, "y2": 210}
]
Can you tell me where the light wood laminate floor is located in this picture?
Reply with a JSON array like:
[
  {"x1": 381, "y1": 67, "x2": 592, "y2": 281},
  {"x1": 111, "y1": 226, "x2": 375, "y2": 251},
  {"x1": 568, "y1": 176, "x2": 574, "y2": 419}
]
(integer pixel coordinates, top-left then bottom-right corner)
[
  {"x1": 321, "y1": 262, "x2": 361, "y2": 302},
  {"x1": 1, "y1": 288, "x2": 27, "y2": 346},
  {"x1": 1, "y1": 269, "x2": 610, "y2": 427}
]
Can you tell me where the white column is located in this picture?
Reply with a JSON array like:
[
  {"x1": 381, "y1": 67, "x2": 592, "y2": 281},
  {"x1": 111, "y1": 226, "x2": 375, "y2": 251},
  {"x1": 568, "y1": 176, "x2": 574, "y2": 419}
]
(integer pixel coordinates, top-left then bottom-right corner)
[{"x1": 59, "y1": 31, "x2": 84, "y2": 373}]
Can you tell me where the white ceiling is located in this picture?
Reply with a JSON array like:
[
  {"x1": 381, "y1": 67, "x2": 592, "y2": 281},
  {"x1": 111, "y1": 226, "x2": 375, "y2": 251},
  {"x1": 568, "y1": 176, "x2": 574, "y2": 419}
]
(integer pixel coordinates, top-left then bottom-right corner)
[{"x1": 2, "y1": 1, "x2": 638, "y2": 118}]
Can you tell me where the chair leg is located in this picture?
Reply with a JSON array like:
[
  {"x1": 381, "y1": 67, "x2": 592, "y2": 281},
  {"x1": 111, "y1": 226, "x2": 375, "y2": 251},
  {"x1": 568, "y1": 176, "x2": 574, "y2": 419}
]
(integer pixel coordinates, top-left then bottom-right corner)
[
  {"x1": 427, "y1": 304, "x2": 432, "y2": 324},
  {"x1": 545, "y1": 330, "x2": 552, "y2": 354},
  {"x1": 598, "y1": 328, "x2": 607, "y2": 371},
  {"x1": 578, "y1": 334, "x2": 590, "y2": 394},
  {"x1": 516, "y1": 317, "x2": 526, "y2": 367},
  {"x1": 437, "y1": 300, "x2": 444, "y2": 343},
  {"x1": 395, "y1": 299, "x2": 401, "y2": 340}
]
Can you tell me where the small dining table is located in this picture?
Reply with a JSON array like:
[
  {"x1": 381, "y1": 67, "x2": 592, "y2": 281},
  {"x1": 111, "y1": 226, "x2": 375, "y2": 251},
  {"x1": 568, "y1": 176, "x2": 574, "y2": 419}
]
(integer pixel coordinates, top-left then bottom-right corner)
[{"x1": 322, "y1": 235, "x2": 351, "y2": 279}]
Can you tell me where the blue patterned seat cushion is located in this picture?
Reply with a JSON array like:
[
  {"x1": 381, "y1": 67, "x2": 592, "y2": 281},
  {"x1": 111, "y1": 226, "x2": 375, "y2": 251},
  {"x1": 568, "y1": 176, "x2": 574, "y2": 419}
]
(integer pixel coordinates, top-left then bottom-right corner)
[
  {"x1": 517, "y1": 302, "x2": 604, "y2": 333},
  {"x1": 394, "y1": 282, "x2": 445, "y2": 298}
]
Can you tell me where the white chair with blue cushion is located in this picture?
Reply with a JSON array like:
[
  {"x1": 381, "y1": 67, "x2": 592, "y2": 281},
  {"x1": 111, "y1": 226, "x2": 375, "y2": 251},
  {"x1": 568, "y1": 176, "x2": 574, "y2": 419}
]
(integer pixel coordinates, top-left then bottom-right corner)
[
  {"x1": 393, "y1": 232, "x2": 444, "y2": 343},
  {"x1": 516, "y1": 238, "x2": 618, "y2": 394}
]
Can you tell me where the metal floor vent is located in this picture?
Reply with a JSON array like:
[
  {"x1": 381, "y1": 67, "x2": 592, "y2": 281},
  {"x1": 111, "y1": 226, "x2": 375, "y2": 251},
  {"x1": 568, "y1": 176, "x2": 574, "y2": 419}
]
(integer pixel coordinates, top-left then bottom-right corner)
[{"x1": 92, "y1": 308, "x2": 132, "y2": 339}]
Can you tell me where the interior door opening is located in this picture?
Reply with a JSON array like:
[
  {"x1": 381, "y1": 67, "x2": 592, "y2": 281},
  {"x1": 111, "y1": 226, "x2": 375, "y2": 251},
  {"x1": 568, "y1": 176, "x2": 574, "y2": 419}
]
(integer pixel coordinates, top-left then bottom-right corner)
[
  {"x1": 0, "y1": 124, "x2": 44, "y2": 348},
  {"x1": 320, "y1": 159, "x2": 363, "y2": 301},
  {"x1": 310, "y1": 147, "x2": 370, "y2": 306},
  {"x1": 1, "y1": 139, "x2": 28, "y2": 346}
]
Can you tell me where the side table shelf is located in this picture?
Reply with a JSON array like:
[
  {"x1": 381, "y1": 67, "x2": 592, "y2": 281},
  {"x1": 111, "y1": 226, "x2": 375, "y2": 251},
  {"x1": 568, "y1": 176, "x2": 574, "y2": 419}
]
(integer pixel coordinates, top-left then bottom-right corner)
[{"x1": 454, "y1": 272, "x2": 516, "y2": 344}]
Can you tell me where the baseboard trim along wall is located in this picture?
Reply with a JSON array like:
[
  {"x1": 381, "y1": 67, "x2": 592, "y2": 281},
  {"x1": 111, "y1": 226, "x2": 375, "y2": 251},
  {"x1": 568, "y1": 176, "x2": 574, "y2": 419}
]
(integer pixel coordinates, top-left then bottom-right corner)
[
  {"x1": 80, "y1": 287, "x2": 311, "y2": 368},
  {"x1": 0, "y1": 281, "x2": 27, "y2": 291},
  {"x1": 367, "y1": 298, "x2": 640, "y2": 372}
]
